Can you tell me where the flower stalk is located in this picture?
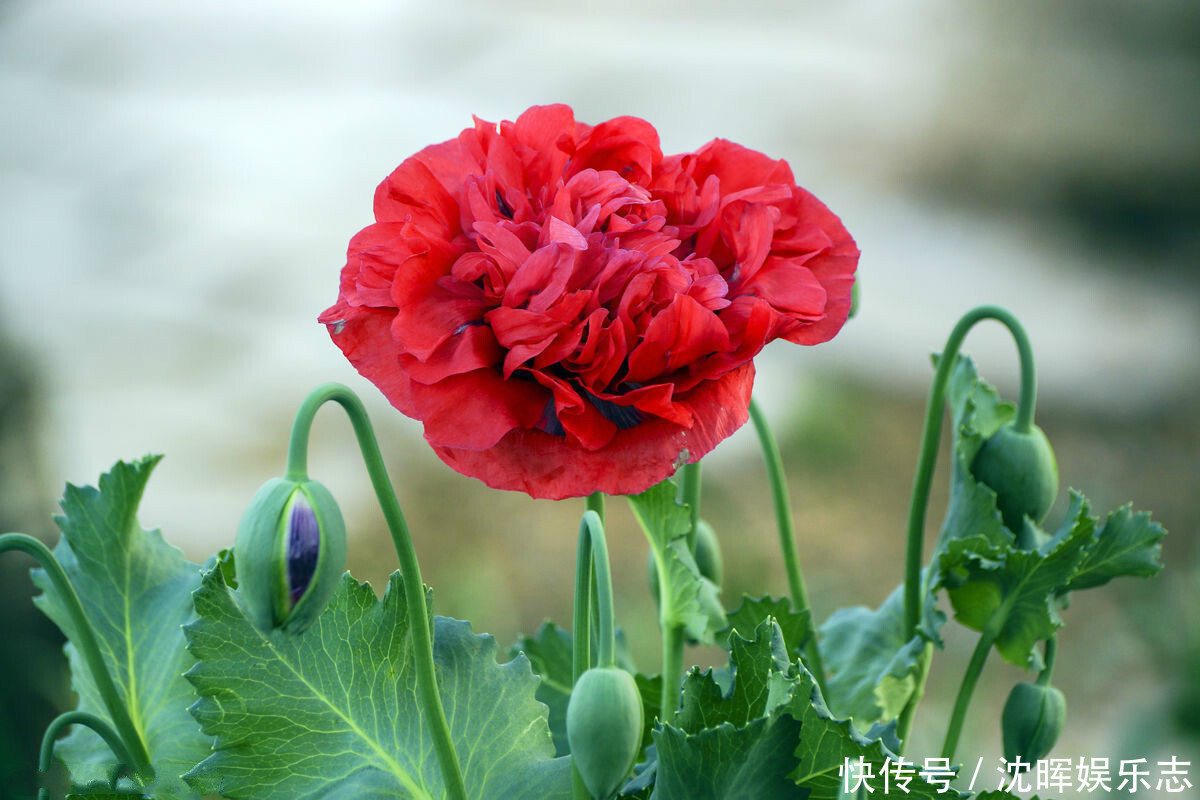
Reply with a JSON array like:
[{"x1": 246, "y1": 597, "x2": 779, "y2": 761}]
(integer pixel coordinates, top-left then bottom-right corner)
[
  {"x1": 284, "y1": 383, "x2": 467, "y2": 800},
  {"x1": 747, "y1": 398, "x2": 828, "y2": 696},
  {"x1": 0, "y1": 533, "x2": 154, "y2": 785},
  {"x1": 39, "y1": 711, "x2": 136, "y2": 798},
  {"x1": 896, "y1": 305, "x2": 1037, "y2": 748},
  {"x1": 941, "y1": 609, "x2": 1006, "y2": 762},
  {"x1": 572, "y1": 510, "x2": 633, "y2": 800}
]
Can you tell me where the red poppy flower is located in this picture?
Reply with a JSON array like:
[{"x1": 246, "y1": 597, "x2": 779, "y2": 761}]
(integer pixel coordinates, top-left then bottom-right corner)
[{"x1": 319, "y1": 105, "x2": 858, "y2": 499}]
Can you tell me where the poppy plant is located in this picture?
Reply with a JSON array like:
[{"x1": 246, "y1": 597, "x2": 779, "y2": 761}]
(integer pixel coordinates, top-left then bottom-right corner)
[{"x1": 319, "y1": 104, "x2": 859, "y2": 498}]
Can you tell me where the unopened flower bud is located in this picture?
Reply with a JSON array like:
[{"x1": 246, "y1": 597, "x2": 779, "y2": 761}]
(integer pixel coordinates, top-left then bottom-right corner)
[
  {"x1": 1002, "y1": 681, "x2": 1066, "y2": 768},
  {"x1": 234, "y1": 477, "x2": 346, "y2": 634},
  {"x1": 567, "y1": 666, "x2": 644, "y2": 799},
  {"x1": 970, "y1": 422, "x2": 1058, "y2": 537}
]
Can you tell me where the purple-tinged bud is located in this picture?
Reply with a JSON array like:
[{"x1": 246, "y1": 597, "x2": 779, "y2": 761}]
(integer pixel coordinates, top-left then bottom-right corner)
[
  {"x1": 234, "y1": 477, "x2": 346, "y2": 634},
  {"x1": 285, "y1": 492, "x2": 321, "y2": 606}
]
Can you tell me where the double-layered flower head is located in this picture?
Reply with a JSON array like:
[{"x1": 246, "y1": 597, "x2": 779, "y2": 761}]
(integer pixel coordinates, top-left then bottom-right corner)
[{"x1": 320, "y1": 105, "x2": 858, "y2": 499}]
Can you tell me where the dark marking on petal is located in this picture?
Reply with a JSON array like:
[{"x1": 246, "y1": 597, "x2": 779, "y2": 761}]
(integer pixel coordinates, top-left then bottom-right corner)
[
  {"x1": 286, "y1": 493, "x2": 321, "y2": 605},
  {"x1": 536, "y1": 397, "x2": 566, "y2": 437},
  {"x1": 583, "y1": 389, "x2": 644, "y2": 430},
  {"x1": 495, "y1": 189, "x2": 514, "y2": 219}
]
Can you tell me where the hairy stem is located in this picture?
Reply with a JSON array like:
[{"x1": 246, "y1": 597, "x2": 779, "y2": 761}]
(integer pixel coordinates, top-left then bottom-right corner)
[
  {"x1": 748, "y1": 398, "x2": 828, "y2": 695},
  {"x1": 1, "y1": 534, "x2": 153, "y2": 782},
  {"x1": 284, "y1": 383, "x2": 467, "y2": 800}
]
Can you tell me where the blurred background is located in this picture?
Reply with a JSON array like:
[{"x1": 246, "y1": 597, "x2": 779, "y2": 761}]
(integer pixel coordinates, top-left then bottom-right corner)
[{"x1": 1, "y1": 1, "x2": 1196, "y2": 798}]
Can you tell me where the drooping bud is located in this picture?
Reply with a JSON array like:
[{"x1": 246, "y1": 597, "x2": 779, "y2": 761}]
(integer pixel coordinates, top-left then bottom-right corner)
[
  {"x1": 970, "y1": 422, "x2": 1059, "y2": 538},
  {"x1": 567, "y1": 666, "x2": 644, "y2": 799},
  {"x1": 1001, "y1": 681, "x2": 1067, "y2": 767},
  {"x1": 234, "y1": 477, "x2": 347, "y2": 634}
]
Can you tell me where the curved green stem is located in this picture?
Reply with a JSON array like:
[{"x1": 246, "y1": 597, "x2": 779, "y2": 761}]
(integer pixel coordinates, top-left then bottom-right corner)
[
  {"x1": 285, "y1": 383, "x2": 467, "y2": 800},
  {"x1": 572, "y1": 510, "x2": 617, "y2": 676},
  {"x1": 748, "y1": 398, "x2": 828, "y2": 695},
  {"x1": 902, "y1": 306, "x2": 1036, "y2": 637},
  {"x1": 572, "y1": 510, "x2": 617, "y2": 800},
  {"x1": 1037, "y1": 635, "x2": 1058, "y2": 687},
  {"x1": 897, "y1": 306, "x2": 1035, "y2": 749},
  {"x1": 1, "y1": 534, "x2": 153, "y2": 781},
  {"x1": 941, "y1": 613, "x2": 1003, "y2": 762},
  {"x1": 40, "y1": 710, "x2": 135, "y2": 789},
  {"x1": 586, "y1": 492, "x2": 605, "y2": 524}
]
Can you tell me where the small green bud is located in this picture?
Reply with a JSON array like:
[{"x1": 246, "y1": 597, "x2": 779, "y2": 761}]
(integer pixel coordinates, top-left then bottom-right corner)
[
  {"x1": 1002, "y1": 681, "x2": 1066, "y2": 767},
  {"x1": 567, "y1": 666, "x2": 644, "y2": 799},
  {"x1": 234, "y1": 477, "x2": 347, "y2": 634},
  {"x1": 970, "y1": 422, "x2": 1058, "y2": 536}
]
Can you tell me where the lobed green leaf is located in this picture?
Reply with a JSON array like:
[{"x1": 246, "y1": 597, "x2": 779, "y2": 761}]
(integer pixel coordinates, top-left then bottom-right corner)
[
  {"x1": 32, "y1": 456, "x2": 208, "y2": 799},
  {"x1": 184, "y1": 558, "x2": 570, "y2": 800}
]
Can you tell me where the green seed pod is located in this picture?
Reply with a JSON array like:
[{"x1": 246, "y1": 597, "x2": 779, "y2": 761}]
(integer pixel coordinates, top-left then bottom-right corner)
[
  {"x1": 234, "y1": 477, "x2": 347, "y2": 634},
  {"x1": 567, "y1": 666, "x2": 644, "y2": 799},
  {"x1": 970, "y1": 422, "x2": 1058, "y2": 536},
  {"x1": 647, "y1": 519, "x2": 723, "y2": 600},
  {"x1": 1001, "y1": 681, "x2": 1067, "y2": 766}
]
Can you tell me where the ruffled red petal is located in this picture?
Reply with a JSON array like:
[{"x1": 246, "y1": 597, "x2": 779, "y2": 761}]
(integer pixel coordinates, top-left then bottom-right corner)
[
  {"x1": 431, "y1": 363, "x2": 753, "y2": 499},
  {"x1": 320, "y1": 105, "x2": 858, "y2": 498}
]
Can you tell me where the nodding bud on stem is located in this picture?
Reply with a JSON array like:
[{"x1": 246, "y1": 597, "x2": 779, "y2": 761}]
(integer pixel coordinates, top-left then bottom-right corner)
[
  {"x1": 970, "y1": 422, "x2": 1059, "y2": 543},
  {"x1": 234, "y1": 477, "x2": 347, "y2": 634}
]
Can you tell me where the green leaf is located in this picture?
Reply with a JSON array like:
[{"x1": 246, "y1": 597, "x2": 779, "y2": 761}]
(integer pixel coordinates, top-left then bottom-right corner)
[
  {"x1": 509, "y1": 622, "x2": 574, "y2": 757},
  {"x1": 677, "y1": 618, "x2": 792, "y2": 732},
  {"x1": 783, "y1": 667, "x2": 955, "y2": 800},
  {"x1": 628, "y1": 480, "x2": 726, "y2": 643},
  {"x1": 1066, "y1": 503, "x2": 1165, "y2": 591},
  {"x1": 184, "y1": 559, "x2": 570, "y2": 800},
  {"x1": 31, "y1": 456, "x2": 207, "y2": 799},
  {"x1": 634, "y1": 672, "x2": 662, "y2": 750},
  {"x1": 818, "y1": 585, "x2": 935, "y2": 729},
  {"x1": 651, "y1": 716, "x2": 805, "y2": 800},
  {"x1": 941, "y1": 499, "x2": 1095, "y2": 668},
  {"x1": 930, "y1": 353, "x2": 1015, "y2": 566},
  {"x1": 719, "y1": 595, "x2": 813, "y2": 661}
]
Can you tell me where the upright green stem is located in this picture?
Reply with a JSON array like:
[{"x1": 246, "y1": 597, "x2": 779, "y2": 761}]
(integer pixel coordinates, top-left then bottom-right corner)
[
  {"x1": 284, "y1": 383, "x2": 467, "y2": 800},
  {"x1": 572, "y1": 510, "x2": 617, "y2": 800},
  {"x1": 941, "y1": 612, "x2": 1004, "y2": 762},
  {"x1": 586, "y1": 492, "x2": 606, "y2": 524},
  {"x1": 654, "y1": 460, "x2": 703, "y2": 726},
  {"x1": 896, "y1": 307, "x2": 1036, "y2": 748},
  {"x1": 679, "y1": 461, "x2": 702, "y2": 550},
  {"x1": 748, "y1": 398, "x2": 828, "y2": 695},
  {"x1": 659, "y1": 626, "x2": 686, "y2": 726},
  {"x1": 1, "y1": 534, "x2": 153, "y2": 782}
]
